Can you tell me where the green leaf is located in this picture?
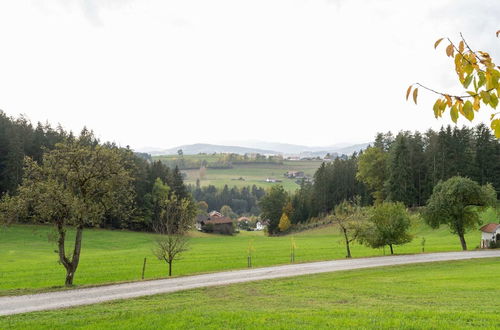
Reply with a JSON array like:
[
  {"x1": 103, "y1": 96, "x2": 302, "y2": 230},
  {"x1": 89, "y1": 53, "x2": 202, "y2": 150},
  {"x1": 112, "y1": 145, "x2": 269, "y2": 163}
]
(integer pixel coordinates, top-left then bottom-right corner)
[
  {"x1": 463, "y1": 75, "x2": 473, "y2": 88},
  {"x1": 489, "y1": 92, "x2": 498, "y2": 109},
  {"x1": 463, "y1": 101, "x2": 474, "y2": 121},
  {"x1": 450, "y1": 104, "x2": 459, "y2": 123}
]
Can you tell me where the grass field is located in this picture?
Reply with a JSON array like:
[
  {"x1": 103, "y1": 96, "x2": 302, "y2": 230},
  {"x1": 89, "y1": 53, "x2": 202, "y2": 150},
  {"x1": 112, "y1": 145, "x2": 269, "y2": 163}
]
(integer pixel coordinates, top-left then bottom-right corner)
[
  {"x1": 0, "y1": 208, "x2": 497, "y2": 295},
  {"x1": 1, "y1": 258, "x2": 499, "y2": 329},
  {"x1": 182, "y1": 160, "x2": 323, "y2": 191}
]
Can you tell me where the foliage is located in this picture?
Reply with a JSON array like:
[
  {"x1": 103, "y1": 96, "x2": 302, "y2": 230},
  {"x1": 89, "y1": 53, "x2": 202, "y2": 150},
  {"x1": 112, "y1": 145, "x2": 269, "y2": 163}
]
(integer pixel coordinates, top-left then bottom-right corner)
[
  {"x1": 356, "y1": 147, "x2": 388, "y2": 204},
  {"x1": 278, "y1": 213, "x2": 291, "y2": 232},
  {"x1": 0, "y1": 132, "x2": 135, "y2": 286},
  {"x1": 358, "y1": 202, "x2": 413, "y2": 254},
  {"x1": 423, "y1": 176, "x2": 497, "y2": 250},
  {"x1": 408, "y1": 32, "x2": 500, "y2": 137},
  {"x1": 259, "y1": 185, "x2": 289, "y2": 235},
  {"x1": 190, "y1": 184, "x2": 265, "y2": 216}
]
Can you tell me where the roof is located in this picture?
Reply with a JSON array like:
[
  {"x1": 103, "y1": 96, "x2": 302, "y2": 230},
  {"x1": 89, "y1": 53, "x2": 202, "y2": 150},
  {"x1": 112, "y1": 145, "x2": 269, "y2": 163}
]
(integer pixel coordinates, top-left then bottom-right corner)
[
  {"x1": 209, "y1": 211, "x2": 222, "y2": 217},
  {"x1": 204, "y1": 217, "x2": 233, "y2": 225},
  {"x1": 238, "y1": 217, "x2": 251, "y2": 222},
  {"x1": 479, "y1": 223, "x2": 500, "y2": 233}
]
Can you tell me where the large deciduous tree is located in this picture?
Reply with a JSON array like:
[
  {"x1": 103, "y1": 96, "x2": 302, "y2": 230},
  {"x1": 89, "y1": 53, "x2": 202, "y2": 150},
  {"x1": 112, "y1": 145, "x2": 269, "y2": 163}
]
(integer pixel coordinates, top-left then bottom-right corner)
[
  {"x1": 358, "y1": 202, "x2": 413, "y2": 255},
  {"x1": 0, "y1": 132, "x2": 135, "y2": 286},
  {"x1": 259, "y1": 185, "x2": 288, "y2": 235},
  {"x1": 423, "y1": 176, "x2": 496, "y2": 250},
  {"x1": 356, "y1": 147, "x2": 388, "y2": 204}
]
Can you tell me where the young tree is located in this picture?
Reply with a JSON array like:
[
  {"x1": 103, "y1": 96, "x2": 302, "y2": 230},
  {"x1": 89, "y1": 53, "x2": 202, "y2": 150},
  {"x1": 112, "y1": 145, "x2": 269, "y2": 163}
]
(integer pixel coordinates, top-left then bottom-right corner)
[
  {"x1": 0, "y1": 133, "x2": 135, "y2": 286},
  {"x1": 358, "y1": 202, "x2": 413, "y2": 255},
  {"x1": 423, "y1": 176, "x2": 496, "y2": 250},
  {"x1": 407, "y1": 31, "x2": 500, "y2": 137},
  {"x1": 151, "y1": 179, "x2": 196, "y2": 276},
  {"x1": 278, "y1": 213, "x2": 291, "y2": 232},
  {"x1": 332, "y1": 199, "x2": 366, "y2": 258}
]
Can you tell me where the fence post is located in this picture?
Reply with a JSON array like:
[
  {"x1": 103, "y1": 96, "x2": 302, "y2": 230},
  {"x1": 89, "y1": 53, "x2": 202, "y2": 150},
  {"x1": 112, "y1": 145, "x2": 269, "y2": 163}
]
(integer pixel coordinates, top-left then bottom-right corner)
[{"x1": 142, "y1": 257, "x2": 147, "y2": 280}]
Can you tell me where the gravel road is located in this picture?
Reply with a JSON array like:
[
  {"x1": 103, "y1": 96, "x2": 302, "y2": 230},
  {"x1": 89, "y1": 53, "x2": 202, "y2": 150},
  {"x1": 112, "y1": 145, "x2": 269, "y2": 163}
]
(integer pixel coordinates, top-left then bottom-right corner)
[{"x1": 1, "y1": 250, "x2": 499, "y2": 316}]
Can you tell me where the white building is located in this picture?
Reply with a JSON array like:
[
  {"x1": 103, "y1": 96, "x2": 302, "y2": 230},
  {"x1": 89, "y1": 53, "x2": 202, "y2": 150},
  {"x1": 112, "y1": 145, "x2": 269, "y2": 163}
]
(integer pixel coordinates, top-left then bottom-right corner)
[{"x1": 479, "y1": 223, "x2": 500, "y2": 248}]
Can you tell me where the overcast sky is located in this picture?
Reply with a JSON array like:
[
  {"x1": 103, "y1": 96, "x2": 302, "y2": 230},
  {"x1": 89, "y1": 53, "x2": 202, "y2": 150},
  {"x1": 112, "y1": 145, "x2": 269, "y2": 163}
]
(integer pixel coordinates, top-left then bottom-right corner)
[{"x1": 0, "y1": 0, "x2": 499, "y2": 150}]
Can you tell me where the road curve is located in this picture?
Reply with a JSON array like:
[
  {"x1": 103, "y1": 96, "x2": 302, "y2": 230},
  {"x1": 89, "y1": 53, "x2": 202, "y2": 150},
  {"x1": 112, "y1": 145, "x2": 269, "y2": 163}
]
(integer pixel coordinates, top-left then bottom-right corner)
[{"x1": 1, "y1": 250, "x2": 499, "y2": 316}]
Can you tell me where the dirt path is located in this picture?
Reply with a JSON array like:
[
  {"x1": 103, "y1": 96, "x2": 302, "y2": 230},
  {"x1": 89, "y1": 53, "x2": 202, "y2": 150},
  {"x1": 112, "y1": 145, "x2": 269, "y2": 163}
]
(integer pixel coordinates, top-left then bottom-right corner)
[{"x1": 1, "y1": 250, "x2": 499, "y2": 316}]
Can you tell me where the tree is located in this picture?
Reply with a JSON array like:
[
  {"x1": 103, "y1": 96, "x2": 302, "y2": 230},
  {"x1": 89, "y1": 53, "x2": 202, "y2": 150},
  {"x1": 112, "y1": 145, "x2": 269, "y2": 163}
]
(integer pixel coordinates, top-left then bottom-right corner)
[
  {"x1": 332, "y1": 199, "x2": 366, "y2": 258},
  {"x1": 0, "y1": 133, "x2": 135, "y2": 286},
  {"x1": 151, "y1": 179, "x2": 196, "y2": 276},
  {"x1": 423, "y1": 176, "x2": 496, "y2": 250},
  {"x1": 259, "y1": 185, "x2": 288, "y2": 235},
  {"x1": 278, "y1": 213, "x2": 291, "y2": 232},
  {"x1": 358, "y1": 202, "x2": 413, "y2": 255},
  {"x1": 407, "y1": 32, "x2": 500, "y2": 138},
  {"x1": 220, "y1": 205, "x2": 236, "y2": 219},
  {"x1": 356, "y1": 147, "x2": 388, "y2": 204}
]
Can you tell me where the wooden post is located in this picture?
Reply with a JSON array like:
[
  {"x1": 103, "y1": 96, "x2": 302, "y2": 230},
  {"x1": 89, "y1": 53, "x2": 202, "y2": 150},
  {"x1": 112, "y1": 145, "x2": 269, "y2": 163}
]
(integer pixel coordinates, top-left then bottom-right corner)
[
  {"x1": 247, "y1": 256, "x2": 252, "y2": 268},
  {"x1": 141, "y1": 257, "x2": 147, "y2": 280}
]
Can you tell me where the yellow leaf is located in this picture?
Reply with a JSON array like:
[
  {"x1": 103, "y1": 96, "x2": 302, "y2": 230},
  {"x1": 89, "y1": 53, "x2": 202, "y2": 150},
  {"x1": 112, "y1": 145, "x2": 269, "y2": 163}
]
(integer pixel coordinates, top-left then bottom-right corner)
[
  {"x1": 473, "y1": 96, "x2": 480, "y2": 110},
  {"x1": 434, "y1": 38, "x2": 444, "y2": 49},
  {"x1": 491, "y1": 119, "x2": 500, "y2": 138},
  {"x1": 445, "y1": 95, "x2": 452, "y2": 107},
  {"x1": 459, "y1": 41, "x2": 464, "y2": 53},
  {"x1": 406, "y1": 85, "x2": 412, "y2": 101},
  {"x1": 413, "y1": 88, "x2": 418, "y2": 105}
]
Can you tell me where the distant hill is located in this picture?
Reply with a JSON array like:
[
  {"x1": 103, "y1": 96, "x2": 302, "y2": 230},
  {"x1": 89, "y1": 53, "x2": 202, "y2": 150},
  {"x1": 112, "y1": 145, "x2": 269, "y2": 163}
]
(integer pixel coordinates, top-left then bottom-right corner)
[
  {"x1": 138, "y1": 142, "x2": 370, "y2": 156},
  {"x1": 146, "y1": 144, "x2": 277, "y2": 156}
]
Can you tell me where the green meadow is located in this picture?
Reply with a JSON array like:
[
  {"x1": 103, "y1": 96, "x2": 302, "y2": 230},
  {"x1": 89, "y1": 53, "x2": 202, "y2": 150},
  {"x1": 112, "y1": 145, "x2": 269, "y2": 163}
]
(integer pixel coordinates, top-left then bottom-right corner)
[
  {"x1": 0, "y1": 207, "x2": 497, "y2": 295},
  {"x1": 1, "y1": 258, "x2": 499, "y2": 329},
  {"x1": 182, "y1": 161, "x2": 323, "y2": 191}
]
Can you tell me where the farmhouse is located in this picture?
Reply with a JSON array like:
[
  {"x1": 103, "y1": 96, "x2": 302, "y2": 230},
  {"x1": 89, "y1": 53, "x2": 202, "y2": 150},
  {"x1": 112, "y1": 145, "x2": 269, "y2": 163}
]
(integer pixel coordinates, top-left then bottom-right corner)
[
  {"x1": 284, "y1": 171, "x2": 305, "y2": 178},
  {"x1": 201, "y1": 216, "x2": 234, "y2": 235},
  {"x1": 479, "y1": 223, "x2": 500, "y2": 248}
]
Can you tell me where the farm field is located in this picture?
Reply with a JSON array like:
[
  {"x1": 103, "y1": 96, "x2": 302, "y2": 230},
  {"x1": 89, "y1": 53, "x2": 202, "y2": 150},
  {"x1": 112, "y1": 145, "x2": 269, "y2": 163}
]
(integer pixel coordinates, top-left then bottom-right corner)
[
  {"x1": 1, "y1": 258, "x2": 499, "y2": 329},
  {"x1": 0, "y1": 208, "x2": 497, "y2": 295},
  {"x1": 181, "y1": 161, "x2": 323, "y2": 191}
]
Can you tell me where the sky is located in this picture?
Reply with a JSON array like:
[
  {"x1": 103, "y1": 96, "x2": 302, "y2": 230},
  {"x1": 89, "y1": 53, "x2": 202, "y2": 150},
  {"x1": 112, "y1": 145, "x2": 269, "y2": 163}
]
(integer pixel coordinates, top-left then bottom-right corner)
[{"x1": 0, "y1": 0, "x2": 499, "y2": 150}]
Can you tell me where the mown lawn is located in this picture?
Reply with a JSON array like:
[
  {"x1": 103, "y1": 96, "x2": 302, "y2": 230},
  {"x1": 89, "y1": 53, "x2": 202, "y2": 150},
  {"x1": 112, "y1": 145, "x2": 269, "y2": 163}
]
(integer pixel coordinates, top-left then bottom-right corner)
[
  {"x1": 1, "y1": 258, "x2": 499, "y2": 329},
  {"x1": 0, "y1": 208, "x2": 497, "y2": 294}
]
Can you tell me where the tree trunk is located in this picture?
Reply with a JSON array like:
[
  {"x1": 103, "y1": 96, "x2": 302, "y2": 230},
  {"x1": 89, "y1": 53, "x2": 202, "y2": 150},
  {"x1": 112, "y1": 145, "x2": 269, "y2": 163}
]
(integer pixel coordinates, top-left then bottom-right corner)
[
  {"x1": 342, "y1": 228, "x2": 351, "y2": 258},
  {"x1": 389, "y1": 244, "x2": 394, "y2": 255},
  {"x1": 458, "y1": 234, "x2": 467, "y2": 250},
  {"x1": 168, "y1": 261, "x2": 172, "y2": 277},
  {"x1": 57, "y1": 224, "x2": 84, "y2": 287}
]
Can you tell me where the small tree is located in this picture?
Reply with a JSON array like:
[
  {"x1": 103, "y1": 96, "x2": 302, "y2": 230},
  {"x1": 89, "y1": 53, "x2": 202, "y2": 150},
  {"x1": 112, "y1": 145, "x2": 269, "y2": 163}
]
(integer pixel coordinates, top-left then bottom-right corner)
[
  {"x1": 259, "y1": 185, "x2": 288, "y2": 235},
  {"x1": 332, "y1": 199, "x2": 366, "y2": 258},
  {"x1": 358, "y1": 202, "x2": 413, "y2": 255},
  {"x1": 278, "y1": 213, "x2": 291, "y2": 232},
  {"x1": 151, "y1": 179, "x2": 195, "y2": 276},
  {"x1": 0, "y1": 133, "x2": 135, "y2": 286},
  {"x1": 220, "y1": 205, "x2": 236, "y2": 219},
  {"x1": 423, "y1": 176, "x2": 496, "y2": 251}
]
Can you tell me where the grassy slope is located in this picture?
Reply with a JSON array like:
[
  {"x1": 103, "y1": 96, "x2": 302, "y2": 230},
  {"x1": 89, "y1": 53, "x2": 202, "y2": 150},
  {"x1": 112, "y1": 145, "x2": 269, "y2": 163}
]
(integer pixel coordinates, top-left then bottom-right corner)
[
  {"x1": 0, "y1": 208, "x2": 497, "y2": 294},
  {"x1": 181, "y1": 160, "x2": 323, "y2": 191},
  {"x1": 1, "y1": 258, "x2": 499, "y2": 329}
]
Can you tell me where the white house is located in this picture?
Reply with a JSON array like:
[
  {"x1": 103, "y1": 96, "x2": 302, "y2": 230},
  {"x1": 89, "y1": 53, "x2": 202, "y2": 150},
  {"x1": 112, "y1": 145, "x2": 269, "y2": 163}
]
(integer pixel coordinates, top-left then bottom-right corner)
[{"x1": 479, "y1": 223, "x2": 500, "y2": 248}]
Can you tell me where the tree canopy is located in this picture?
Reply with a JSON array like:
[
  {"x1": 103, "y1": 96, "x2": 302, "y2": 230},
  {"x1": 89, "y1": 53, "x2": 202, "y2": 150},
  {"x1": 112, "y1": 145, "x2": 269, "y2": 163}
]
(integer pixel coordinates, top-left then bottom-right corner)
[{"x1": 423, "y1": 176, "x2": 496, "y2": 250}]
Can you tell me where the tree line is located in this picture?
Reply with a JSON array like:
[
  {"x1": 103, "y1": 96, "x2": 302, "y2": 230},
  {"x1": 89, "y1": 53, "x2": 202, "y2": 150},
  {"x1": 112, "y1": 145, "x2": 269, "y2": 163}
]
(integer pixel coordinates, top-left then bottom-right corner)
[
  {"x1": 259, "y1": 124, "x2": 499, "y2": 236},
  {"x1": 190, "y1": 184, "x2": 266, "y2": 216},
  {"x1": 0, "y1": 111, "x2": 193, "y2": 232}
]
